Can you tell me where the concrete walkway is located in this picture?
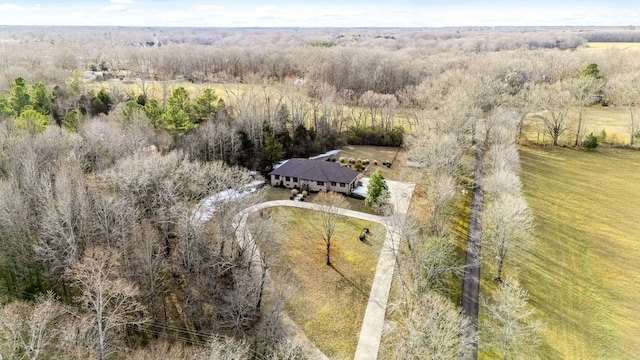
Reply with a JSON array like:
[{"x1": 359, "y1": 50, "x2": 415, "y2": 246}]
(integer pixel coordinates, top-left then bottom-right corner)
[
  {"x1": 354, "y1": 180, "x2": 415, "y2": 360},
  {"x1": 232, "y1": 180, "x2": 415, "y2": 360}
]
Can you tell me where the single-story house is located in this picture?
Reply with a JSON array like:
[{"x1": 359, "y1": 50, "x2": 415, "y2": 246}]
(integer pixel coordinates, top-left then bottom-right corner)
[{"x1": 269, "y1": 158, "x2": 362, "y2": 194}]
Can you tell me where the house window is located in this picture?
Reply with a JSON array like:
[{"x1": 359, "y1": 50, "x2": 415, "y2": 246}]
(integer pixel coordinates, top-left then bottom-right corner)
[
  {"x1": 293, "y1": 177, "x2": 298, "y2": 182},
  {"x1": 331, "y1": 182, "x2": 337, "y2": 186},
  {"x1": 340, "y1": 183, "x2": 345, "y2": 187},
  {"x1": 317, "y1": 181, "x2": 325, "y2": 186},
  {"x1": 285, "y1": 176, "x2": 291, "y2": 181},
  {"x1": 274, "y1": 175, "x2": 280, "y2": 180}
]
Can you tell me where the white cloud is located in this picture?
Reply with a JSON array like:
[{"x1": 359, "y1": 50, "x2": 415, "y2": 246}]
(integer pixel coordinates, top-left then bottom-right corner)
[
  {"x1": 0, "y1": 3, "x2": 27, "y2": 11},
  {"x1": 102, "y1": 4, "x2": 127, "y2": 12},
  {"x1": 256, "y1": 6, "x2": 277, "y2": 12},
  {"x1": 198, "y1": 5, "x2": 223, "y2": 11},
  {"x1": 110, "y1": 0, "x2": 133, "y2": 3},
  {"x1": 157, "y1": 11, "x2": 203, "y2": 22}
]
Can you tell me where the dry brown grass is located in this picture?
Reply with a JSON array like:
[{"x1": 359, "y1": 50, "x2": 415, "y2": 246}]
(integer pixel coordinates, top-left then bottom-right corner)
[{"x1": 260, "y1": 207, "x2": 384, "y2": 359}]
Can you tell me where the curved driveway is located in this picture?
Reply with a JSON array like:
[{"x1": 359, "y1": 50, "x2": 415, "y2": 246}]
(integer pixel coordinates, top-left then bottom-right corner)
[{"x1": 232, "y1": 180, "x2": 415, "y2": 360}]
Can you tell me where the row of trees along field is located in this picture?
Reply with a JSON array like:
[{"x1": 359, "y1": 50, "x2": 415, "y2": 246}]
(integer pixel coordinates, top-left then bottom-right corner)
[{"x1": 1, "y1": 26, "x2": 640, "y2": 358}]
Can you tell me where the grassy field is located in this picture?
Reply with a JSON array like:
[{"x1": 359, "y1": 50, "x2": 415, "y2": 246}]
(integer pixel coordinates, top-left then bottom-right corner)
[
  {"x1": 519, "y1": 145, "x2": 640, "y2": 359},
  {"x1": 521, "y1": 104, "x2": 637, "y2": 146},
  {"x1": 261, "y1": 207, "x2": 384, "y2": 359},
  {"x1": 585, "y1": 42, "x2": 640, "y2": 50}
]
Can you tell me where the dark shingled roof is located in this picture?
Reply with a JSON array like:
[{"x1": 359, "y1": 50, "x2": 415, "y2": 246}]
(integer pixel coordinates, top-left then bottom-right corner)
[{"x1": 270, "y1": 158, "x2": 360, "y2": 184}]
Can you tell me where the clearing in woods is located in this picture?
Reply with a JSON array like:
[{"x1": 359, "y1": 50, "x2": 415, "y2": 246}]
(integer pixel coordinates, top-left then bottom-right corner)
[
  {"x1": 519, "y1": 145, "x2": 640, "y2": 359},
  {"x1": 521, "y1": 104, "x2": 639, "y2": 147}
]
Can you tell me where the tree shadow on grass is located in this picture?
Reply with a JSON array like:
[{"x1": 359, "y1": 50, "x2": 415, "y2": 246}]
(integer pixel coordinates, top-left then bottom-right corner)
[{"x1": 330, "y1": 264, "x2": 369, "y2": 299}]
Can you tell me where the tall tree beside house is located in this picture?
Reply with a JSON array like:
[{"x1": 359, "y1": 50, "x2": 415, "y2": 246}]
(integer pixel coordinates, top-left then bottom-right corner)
[
  {"x1": 365, "y1": 169, "x2": 390, "y2": 213},
  {"x1": 261, "y1": 135, "x2": 284, "y2": 170}
]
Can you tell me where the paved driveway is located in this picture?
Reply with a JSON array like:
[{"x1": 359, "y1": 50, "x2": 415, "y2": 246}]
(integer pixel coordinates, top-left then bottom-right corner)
[{"x1": 232, "y1": 180, "x2": 415, "y2": 360}]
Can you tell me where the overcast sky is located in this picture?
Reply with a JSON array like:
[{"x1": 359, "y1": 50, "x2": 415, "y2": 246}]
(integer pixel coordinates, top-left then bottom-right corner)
[{"x1": 0, "y1": 1, "x2": 638, "y2": 27}]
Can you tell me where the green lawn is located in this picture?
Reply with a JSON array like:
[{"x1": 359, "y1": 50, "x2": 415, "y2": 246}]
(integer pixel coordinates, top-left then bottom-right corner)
[{"x1": 519, "y1": 145, "x2": 640, "y2": 359}]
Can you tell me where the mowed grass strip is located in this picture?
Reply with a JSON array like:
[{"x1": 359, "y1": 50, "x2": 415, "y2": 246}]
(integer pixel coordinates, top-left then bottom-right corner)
[
  {"x1": 519, "y1": 145, "x2": 640, "y2": 359},
  {"x1": 263, "y1": 207, "x2": 384, "y2": 359}
]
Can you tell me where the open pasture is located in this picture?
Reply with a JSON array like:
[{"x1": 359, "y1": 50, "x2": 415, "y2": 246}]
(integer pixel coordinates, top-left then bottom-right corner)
[{"x1": 519, "y1": 145, "x2": 640, "y2": 359}]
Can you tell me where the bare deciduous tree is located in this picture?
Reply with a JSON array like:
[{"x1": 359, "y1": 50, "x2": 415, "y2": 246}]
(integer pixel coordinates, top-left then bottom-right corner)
[
  {"x1": 483, "y1": 193, "x2": 534, "y2": 282},
  {"x1": 607, "y1": 73, "x2": 640, "y2": 146},
  {"x1": 481, "y1": 279, "x2": 543, "y2": 360},
  {"x1": 67, "y1": 247, "x2": 148, "y2": 360},
  {"x1": 38, "y1": 162, "x2": 93, "y2": 283},
  {"x1": 0, "y1": 292, "x2": 64, "y2": 360},
  {"x1": 570, "y1": 76, "x2": 603, "y2": 146},
  {"x1": 386, "y1": 292, "x2": 474, "y2": 360},
  {"x1": 311, "y1": 191, "x2": 350, "y2": 266},
  {"x1": 532, "y1": 81, "x2": 573, "y2": 146}
]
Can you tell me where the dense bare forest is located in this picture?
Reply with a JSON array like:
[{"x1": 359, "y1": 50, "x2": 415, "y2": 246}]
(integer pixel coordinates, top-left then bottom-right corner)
[{"x1": 1, "y1": 25, "x2": 640, "y2": 359}]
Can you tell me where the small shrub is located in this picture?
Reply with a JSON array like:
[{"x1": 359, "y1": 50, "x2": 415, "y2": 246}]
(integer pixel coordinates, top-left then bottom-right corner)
[
  {"x1": 302, "y1": 190, "x2": 308, "y2": 198},
  {"x1": 349, "y1": 158, "x2": 356, "y2": 164},
  {"x1": 291, "y1": 189, "x2": 299, "y2": 197},
  {"x1": 356, "y1": 158, "x2": 362, "y2": 164},
  {"x1": 597, "y1": 129, "x2": 607, "y2": 144},
  {"x1": 339, "y1": 157, "x2": 346, "y2": 163},
  {"x1": 353, "y1": 163, "x2": 365, "y2": 171},
  {"x1": 363, "y1": 159, "x2": 370, "y2": 165},
  {"x1": 583, "y1": 133, "x2": 599, "y2": 149},
  {"x1": 373, "y1": 160, "x2": 378, "y2": 165},
  {"x1": 331, "y1": 158, "x2": 336, "y2": 162}
]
